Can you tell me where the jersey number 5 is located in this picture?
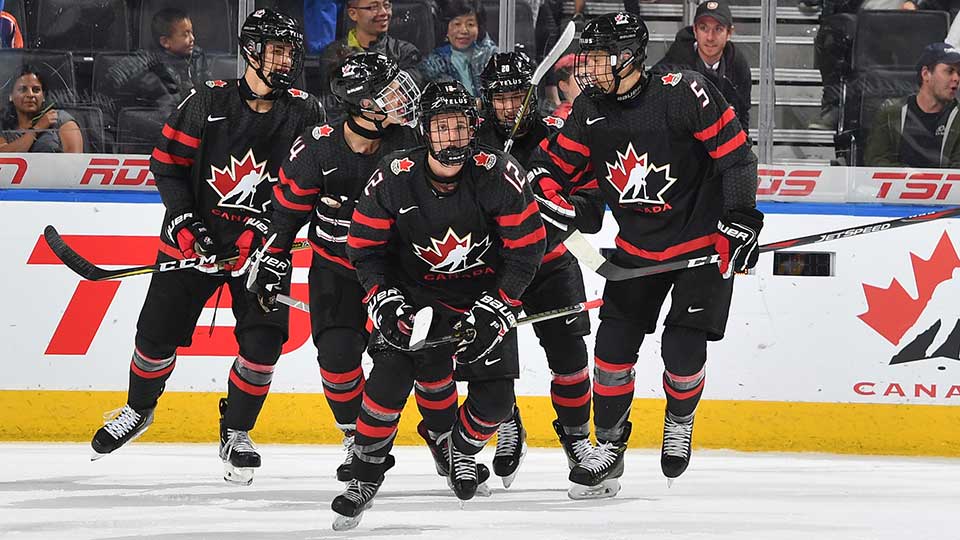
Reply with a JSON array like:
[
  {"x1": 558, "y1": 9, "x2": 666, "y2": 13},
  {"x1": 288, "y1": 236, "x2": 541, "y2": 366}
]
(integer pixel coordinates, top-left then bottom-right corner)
[{"x1": 688, "y1": 80, "x2": 711, "y2": 109}]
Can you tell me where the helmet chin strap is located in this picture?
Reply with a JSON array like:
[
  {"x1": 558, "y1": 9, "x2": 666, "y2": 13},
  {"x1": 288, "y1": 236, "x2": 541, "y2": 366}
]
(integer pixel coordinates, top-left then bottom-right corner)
[
  {"x1": 348, "y1": 114, "x2": 385, "y2": 139},
  {"x1": 239, "y1": 61, "x2": 281, "y2": 100},
  {"x1": 612, "y1": 59, "x2": 646, "y2": 102}
]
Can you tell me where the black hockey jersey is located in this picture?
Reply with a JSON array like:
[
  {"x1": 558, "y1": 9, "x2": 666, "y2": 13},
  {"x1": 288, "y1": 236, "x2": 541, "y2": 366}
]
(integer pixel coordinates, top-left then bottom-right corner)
[
  {"x1": 479, "y1": 113, "x2": 606, "y2": 270},
  {"x1": 149, "y1": 79, "x2": 323, "y2": 258},
  {"x1": 270, "y1": 119, "x2": 419, "y2": 278},
  {"x1": 346, "y1": 145, "x2": 546, "y2": 310},
  {"x1": 529, "y1": 70, "x2": 757, "y2": 267}
]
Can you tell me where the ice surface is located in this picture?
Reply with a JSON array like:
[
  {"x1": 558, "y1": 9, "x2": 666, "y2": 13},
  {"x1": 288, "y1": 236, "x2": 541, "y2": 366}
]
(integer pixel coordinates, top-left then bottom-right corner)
[{"x1": 1, "y1": 443, "x2": 958, "y2": 540}]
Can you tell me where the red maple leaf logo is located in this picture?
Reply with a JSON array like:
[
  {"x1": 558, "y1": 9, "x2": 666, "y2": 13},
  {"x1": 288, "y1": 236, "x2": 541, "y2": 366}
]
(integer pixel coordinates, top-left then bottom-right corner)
[
  {"x1": 391, "y1": 157, "x2": 415, "y2": 174},
  {"x1": 604, "y1": 142, "x2": 676, "y2": 205},
  {"x1": 661, "y1": 72, "x2": 682, "y2": 87},
  {"x1": 313, "y1": 124, "x2": 334, "y2": 138},
  {"x1": 858, "y1": 231, "x2": 960, "y2": 345},
  {"x1": 206, "y1": 149, "x2": 272, "y2": 213},
  {"x1": 543, "y1": 116, "x2": 564, "y2": 128},
  {"x1": 473, "y1": 151, "x2": 496, "y2": 169},
  {"x1": 287, "y1": 88, "x2": 308, "y2": 99},
  {"x1": 206, "y1": 79, "x2": 228, "y2": 88},
  {"x1": 413, "y1": 228, "x2": 491, "y2": 274}
]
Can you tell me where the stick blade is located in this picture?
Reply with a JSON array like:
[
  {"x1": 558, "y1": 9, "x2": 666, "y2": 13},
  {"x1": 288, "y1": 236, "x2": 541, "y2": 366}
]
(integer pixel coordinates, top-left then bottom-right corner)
[
  {"x1": 43, "y1": 225, "x2": 108, "y2": 280},
  {"x1": 409, "y1": 307, "x2": 434, "y2": 350},
  {"x1": 532, "y1": 21, "x2": 576, "y2": 85}
]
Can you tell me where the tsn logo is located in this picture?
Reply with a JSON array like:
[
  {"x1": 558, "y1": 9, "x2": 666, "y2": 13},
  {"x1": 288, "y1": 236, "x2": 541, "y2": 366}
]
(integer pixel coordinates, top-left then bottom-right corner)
[
  {"x1": 28, "y1": 235, "x2": 312, "y2": 357},
  {"x1": 756, "y1": 168, "x2": 820, "y2": 197},
  {"x1": 873, "y1": 171, "x2": 960, "y2": 201}
]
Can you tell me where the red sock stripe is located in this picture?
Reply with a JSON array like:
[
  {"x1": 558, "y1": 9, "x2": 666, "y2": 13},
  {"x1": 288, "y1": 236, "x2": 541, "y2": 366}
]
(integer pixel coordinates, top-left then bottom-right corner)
[
  {"x1": 663, "y1": 377, "x2": 705, "y2": 400},
  {"x1": 458, "y1": 407, "x2": 494, "y2": 441},
  {"x1": 236, "y1": 355, "x2": 275, "y2": 373},
  {"x1": 229, "y1": 369, "x2": 271, "y2": 396},
  {"x1": 324, "y1": 380, "x2": 365, "y2": 402},
  {"x1": 362, "y1": 393, "x2": 403, "y2": 415},
  {"x1": 551, "y1": 391, "x2": 591, "y2": 408},
  {"x1": 356, "y1": 417, "x2": 397, "y2": 439},
  {"x1": 593, "y1": 380, "x2": 635, "y2": 397},
  {"x1": 417, "y1": 374, "x2": 454, "y2": 390},
  {"x1": 552, "y1": 368, "x2": 589, "y2": 385},
  {"x1": 665, "y1": 368, "x2": 705, "y2": 384},
  {"x1": 415, "y1": 391, "x2": 458, "y2": 410},
  {"x1": 320, "y1": 365, "x2": 364, "y2": 384},
  {"x1": 130, "y1": 359, "x2": 175, "y2": 379},
  {"x1": 594, "y1": 357, "x2": 633, "y2": 373},
  {"x1": 464, "y1": 405, "x2": 499, "y2": 428}
]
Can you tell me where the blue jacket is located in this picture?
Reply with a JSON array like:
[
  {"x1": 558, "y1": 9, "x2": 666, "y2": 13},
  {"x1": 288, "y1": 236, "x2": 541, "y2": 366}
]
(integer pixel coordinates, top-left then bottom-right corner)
[{"x1": 418, "y1": 34, "x2": 497, "y2": 96}]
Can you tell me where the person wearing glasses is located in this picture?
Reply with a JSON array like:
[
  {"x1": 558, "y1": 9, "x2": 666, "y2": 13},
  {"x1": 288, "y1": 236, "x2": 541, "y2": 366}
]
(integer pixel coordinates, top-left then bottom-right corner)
[{"x1": 318, "y1": 0, "x2": 423, "y2": 119}]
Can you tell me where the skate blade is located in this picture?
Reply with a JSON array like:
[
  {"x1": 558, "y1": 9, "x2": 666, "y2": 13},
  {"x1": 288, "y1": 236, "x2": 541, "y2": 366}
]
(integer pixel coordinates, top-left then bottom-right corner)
[
  {"x1": 223, "y1": 463, "x2": 255, "y2": 486},
  {"x1": 567, "y1": 479, "x2": 621, "y2": 500},
  {"x1": 475, "y1": 481, "x2": 492, "y2": 497},
  {"x1": 499, "y1": 443, "x2": 527, "y2": 489},
  {"x1": 667, "y1": 477, "x2": 676, "y2": 488},
  {"x1": 89, "y1": 426, "x2": 150, "y2": 461},
  {"x1": 332, "y1": 504, "x2": 370, "y2": 531}
]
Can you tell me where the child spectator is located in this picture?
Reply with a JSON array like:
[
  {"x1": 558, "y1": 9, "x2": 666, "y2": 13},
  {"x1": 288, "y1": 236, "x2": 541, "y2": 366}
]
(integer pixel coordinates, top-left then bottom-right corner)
[{"x1": 1, "y1": 67, "x2": 84, "y2": 153}]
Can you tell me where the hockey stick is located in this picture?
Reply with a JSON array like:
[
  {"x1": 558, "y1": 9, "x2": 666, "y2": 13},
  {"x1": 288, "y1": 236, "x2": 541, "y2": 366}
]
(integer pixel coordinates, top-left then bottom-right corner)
[
  {"x1": 564, "y1": 206, "x2": 960, "y2": 281},
  {"x1": 504, "y1": 21, "x2": 576, "y2": 154},
  {"x1": 43, "y1": 225, "x2": 310, "y2": 281}
]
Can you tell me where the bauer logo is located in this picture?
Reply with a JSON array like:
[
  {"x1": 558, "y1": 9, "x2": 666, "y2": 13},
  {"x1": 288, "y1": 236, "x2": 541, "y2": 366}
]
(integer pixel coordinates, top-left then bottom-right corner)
[
  {"x1": 413, "y1": 227, "x2": 492, "y2": 275},
  {"x1": 858, "y1": 231, "x2": 960, "y2": 365}
]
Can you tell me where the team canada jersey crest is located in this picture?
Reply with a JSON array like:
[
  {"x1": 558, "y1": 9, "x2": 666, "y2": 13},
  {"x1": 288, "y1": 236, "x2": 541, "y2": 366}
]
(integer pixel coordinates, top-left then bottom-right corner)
[
  {"x1": 413, "y1": 228, "x2": 492, "y2": 274},
  {"x1": 605, "y1": 142, "x2": 678, "y2": 207},
  {"x1": 206, "y1": 149, "x2": 276, "y2": 213}
]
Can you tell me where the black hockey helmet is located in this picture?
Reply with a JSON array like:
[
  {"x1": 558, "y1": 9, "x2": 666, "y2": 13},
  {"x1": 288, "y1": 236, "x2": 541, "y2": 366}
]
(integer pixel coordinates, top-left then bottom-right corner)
[
  {"x1": 239, "y1": 8, "x2": 305, "y2": 92},
  {"x1": 480, "y1": 51, "x2": 537, "y2": 136},
  {"x1": 331, "y1": 52, "x2": 421, "y2": 128},
  {"x1": 418, "y1": 80, "x2": 480, "y2": 167},
  {"x1": 575, "y1": 12, "x2": 648, "y2": 98}
]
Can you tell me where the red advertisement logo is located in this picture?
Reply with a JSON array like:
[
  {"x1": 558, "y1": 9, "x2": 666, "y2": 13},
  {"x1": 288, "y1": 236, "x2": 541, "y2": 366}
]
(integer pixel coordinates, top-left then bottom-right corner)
[
  {"x1": 756, "y1": 168, "x2": 820, "y2": 197},
  {"x1": 872, "y1": 171, "x2": 960, "y2": 201},
  {"x1": 80, "y1": 158, "x2": 155, "y2": 187}
]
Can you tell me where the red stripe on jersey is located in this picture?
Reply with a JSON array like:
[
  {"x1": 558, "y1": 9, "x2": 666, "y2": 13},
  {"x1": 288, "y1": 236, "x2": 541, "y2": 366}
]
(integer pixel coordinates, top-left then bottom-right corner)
[
  {"x1": 570, "y1": 178, "x2": 599, "y2": 196},
  {"x1": 273, "y1": 185, "x2": 313, "y2": 212},
  {"x1": 693, "y1": 107, "x2": 737, "y2": 142},
  {"x1": 615, "y1": 233, "x2": 717, "y2": 262},
  {"x1": 161, "y1": 124, "x2": 200, "y2": 148},
  {"x1": 502, "y1": 226, "x2": 545, "y2": 249},
  {"x1": 320, "y1": 365, "x2": 363, "y2": 384},
  {"x1": 539, "y1": 139, "x2": 576, "y2": 175},
  {"x1": 279, "y1": 167, "x2": 321, "y2": 196},
  {"x1": 347, "y1": 235, "x2": 387, "y2": 249},
  {"x1": 495, "y1": 201, "x2": 539, "y2": 227},
  {"x1": 309, "y1": 240, "x2": 355, "y2": 270},
  {"x1": 352, "y1": 209, "x2": 394, "y2": 230},
  {"x1": 542, "y1": 242, "x2": 568, "y2": 263},
  {"x1": 151, "y1": 148, "x2": 193, "y2": 167},
  {"x1": 557, "y1": 133, "x2": 590, "y2": 157},
  {"x1": 708, "y1": 130, "x2": 748, "y2": 159}
]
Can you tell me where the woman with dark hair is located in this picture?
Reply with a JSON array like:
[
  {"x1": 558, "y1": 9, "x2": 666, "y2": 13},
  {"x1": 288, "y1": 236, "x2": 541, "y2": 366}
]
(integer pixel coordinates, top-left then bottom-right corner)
[
  {"x1": 419, "y1": 0, "x2": 497, "y2": 96},
  {"x1": 1, "y1": 67, "x2": 83, "y2": 153}
]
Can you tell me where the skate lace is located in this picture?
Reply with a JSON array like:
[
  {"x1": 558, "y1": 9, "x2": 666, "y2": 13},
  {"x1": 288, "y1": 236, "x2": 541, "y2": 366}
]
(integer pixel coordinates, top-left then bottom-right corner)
[
  {"x1": 102, "y1": 406, "x2": 141, "y2": 439},
  {"x1": 494, "y1": 419, "x2": 519, "y2": 458},
  {"x1": 663, "y1": 416, "x2": 693, "y2": 458},
  {"x1": 581, "y1": 441, "x2": 618, "y2": 473},
  {"x1": 224, "y1": 429, "x2": 257, "y2": 457},
  {"x1": 570, "y1": 437, "x2": 595, "y2": 463},
  {"x1": 451, "y1": 447, "x2": 478, "y2": 482},
  {"x1": 343, "y1": 479, "x2": 379, "y2": 505},
  {"x1": 342, "y1": 431, "x2": 355, "y2": 465}
]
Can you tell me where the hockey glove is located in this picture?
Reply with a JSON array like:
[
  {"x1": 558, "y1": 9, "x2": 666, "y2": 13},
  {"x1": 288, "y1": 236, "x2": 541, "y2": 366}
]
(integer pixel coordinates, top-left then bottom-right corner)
[
  {"x1": 366, "y1": 287, "x2": 417, "y2": 349},
  {"x1": 224, "y1": 216, "x2": 271, "y2": 274},
  {"x1": 715, "y1": 208, "x2": 764, "y2": 279},
  {"x1": 165, "y1": 210, "x2": 215, "y2": 259},
  {"x1": 452, "y1": 292, "x2": 520, "y2": 365},
  {"x1": 248, "y1": 247, "x2": 291, "y2": 313},
  {"x1": 532, "y1": 176, "x2": 576, "y2": 232}
]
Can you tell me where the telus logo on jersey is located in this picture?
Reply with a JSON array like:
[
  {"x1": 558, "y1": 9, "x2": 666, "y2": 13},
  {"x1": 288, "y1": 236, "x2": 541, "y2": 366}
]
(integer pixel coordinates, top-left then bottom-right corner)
[
  {"x1": 206, "y1": 149, "x2": 276, "y2": 213},
  {"x1": 855, "y1": 231, "x2": 960, "y2": 400},
  {"x1": 604, "y1": 142, "x2": 678, "y2": 212},
  {"x1": 413, "y1": 227, "x2": 493, "y2": 279}
]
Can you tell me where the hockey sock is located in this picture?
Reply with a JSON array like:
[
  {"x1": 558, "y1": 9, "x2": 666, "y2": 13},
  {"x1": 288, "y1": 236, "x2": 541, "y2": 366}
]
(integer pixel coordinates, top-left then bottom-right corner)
[
  {"x1": 544, "y1": 337, "x2": 591, "y2": 428},
  {"x1": 224, "y1": 355, "x2": 275, "y2": 430},
  {"x1": 414, "y1": 373, "x2": 458, "y2": 434},
  {"x1": 353, "y1": 350, "x2": 414, "y2": 482},
  {"x1": 452, "y1": 380, "x2": 514, "y2": 455},
  {"x1": 661, "y1": 326, "x2": 707, "y2": 418},
  {"x1": 127, "y1": 347, "x2": 176, "y2": 411},
  {"x1": 592, "y1": 319, "x2": 644, "y2": 442},
  {"x1": 317, "y1": 329, "x2": 367, "y2": 426}
]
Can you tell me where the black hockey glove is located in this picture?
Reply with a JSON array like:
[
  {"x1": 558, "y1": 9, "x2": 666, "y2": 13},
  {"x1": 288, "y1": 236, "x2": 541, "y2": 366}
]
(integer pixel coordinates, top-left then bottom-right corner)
[
  {"x1": 452, "y1": 292, "x2": 520, "y2": 365},
  {"x1": 366, "y1": 287, "x2": 417, "y2": 349},
  {"x1": 165, "y1": 210, "x2": 215, "y2": 259},
  {"x1": 715, "y1": 208, "x2": 764, "y2": 279},
  {"x1": 247, "y1": 247, "x2": 291, "y2": 313},
  {"x1": 225, "y1": 216, "x2": 271, "y2": 274},
  {"x1": 532, "y1": 176, "x2": 577, "y2": 232}
]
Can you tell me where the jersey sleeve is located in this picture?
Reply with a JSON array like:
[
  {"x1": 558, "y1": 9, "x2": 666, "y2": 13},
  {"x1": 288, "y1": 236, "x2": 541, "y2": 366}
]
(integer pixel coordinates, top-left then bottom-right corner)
[
  {"x1": 149, "y1": 87, "x2": 209, "y2": 212},
  {"x1": 270, "y1": 130, "x2": 325, "y2": 251},
  {"x1": 346, "y1": 165, "x2": 395, "y2": 295},
  {"x1": 484, "y1": 154, "x2": 546, "y2": 303},
  {"x1": 677, "y1": 71, "x2": 758, "y2": 211}
]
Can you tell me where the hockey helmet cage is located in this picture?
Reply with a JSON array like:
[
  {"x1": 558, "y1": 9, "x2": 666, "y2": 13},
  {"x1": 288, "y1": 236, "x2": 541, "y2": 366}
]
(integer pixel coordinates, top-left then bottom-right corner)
[
  {"x1": 418, "y1": 81, "x2": 481, "y2": 167},
  {"x1": 331, "y1": 52, "x2": 421, "y2": 128},
  {"x1": 240, "y1": 9, "x2": 305, "y2": 92}
]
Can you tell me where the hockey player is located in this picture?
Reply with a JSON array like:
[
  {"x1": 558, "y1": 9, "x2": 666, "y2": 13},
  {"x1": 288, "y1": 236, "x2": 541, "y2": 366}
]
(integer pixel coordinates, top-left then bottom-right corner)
[
  {"x1": 529, "y1": 12, "x2": 761, "y2": 498},
  {"x1": 248, "y1": 52, "x2": 420, "y2": 482},
  {"x1": 477, "y1": 51, "x2": 605, "y2": 488},
  {"x1": 89, "y1": 9, "x2": 322, "y2": 486},
  {"x1": 332, "y1": 80, "x2": 545, "y2": 529}
]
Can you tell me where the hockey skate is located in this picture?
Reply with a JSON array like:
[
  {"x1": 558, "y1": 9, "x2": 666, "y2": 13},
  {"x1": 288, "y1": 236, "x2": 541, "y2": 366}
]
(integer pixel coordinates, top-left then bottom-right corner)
[
  {"x1": 440, "y1": 431, "x2": 483, "y2": 503},
  {"x1": 417, "y1": 421, "x2": 491, "y2": 497},
  {"x1": 336, "y1": 427, "x2": 355, "y2": 482},
  {"x1": 90, "y1": 405, "x2": 155, "y2": 460},
  {"x1": 567, "y1": 421, "x2": 632, "y2": 500},
  {"x1": 330, "y1": 456, "x2": 396, "y2": 531},
  {"x1": 661, "y1": 411, "x2": 694, "y2": 486},
  {"x1": 218, "y1": 398, "x2": 261, "y2": 486},
  {"x1": 493, "y1": 406, "x2": 527, "y2": 488},
  {"x1": 552, "y1": 420, "x2": 595, "y2": 470}
]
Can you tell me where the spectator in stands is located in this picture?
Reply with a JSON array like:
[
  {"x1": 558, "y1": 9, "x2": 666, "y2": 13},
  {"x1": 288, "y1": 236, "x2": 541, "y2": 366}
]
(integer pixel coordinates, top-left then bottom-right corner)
[
  {"x1": 865, "y1": 42, "x2": 960, "y2": 167},
  {"x1": 419, "y1": 0, "x2": 497, "y2": 96},
  {"x1": 653, "y1": 0, "x2": 752, "y2": 130},
  {"x1": 551, "y1": 53, "x2": 579, "y2": 119},
  {"x1": 0, "y1": 67, "x2": 83, "y2": 153},
  {"x1": 106, "y1": 8, "x2": 210, "y2": 110},
  {"x1": 319, "y1": 0, "x2": 422, "y2": 115},
  {"x1": 1, "y1": 4, "x2": 23, "y2": 49}
]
